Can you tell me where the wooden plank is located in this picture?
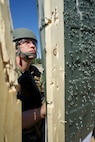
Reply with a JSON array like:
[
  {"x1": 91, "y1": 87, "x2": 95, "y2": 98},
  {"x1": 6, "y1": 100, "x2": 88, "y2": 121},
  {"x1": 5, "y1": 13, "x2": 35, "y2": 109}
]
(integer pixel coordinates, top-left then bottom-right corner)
[
  {"x1": 44, "y1": 0, "x2": 65, "y2": 141},
  {"x1": 0, "y1": 1, "x2": 21, "y2": 142}
]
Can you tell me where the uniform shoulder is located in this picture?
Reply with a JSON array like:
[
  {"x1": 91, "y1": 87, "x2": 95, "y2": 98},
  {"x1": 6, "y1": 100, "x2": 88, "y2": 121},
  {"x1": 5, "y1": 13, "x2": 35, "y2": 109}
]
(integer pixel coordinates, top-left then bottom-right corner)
[{"x1": 29, "y1": 65, "x2": 41, "y2": 77}]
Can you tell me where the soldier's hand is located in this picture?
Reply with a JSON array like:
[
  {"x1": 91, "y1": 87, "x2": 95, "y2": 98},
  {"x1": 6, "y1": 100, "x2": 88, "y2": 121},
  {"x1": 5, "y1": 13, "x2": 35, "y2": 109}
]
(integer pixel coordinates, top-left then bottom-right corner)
[{"x1": 40, "y1": 102, "x2": 46, "y2": 118}]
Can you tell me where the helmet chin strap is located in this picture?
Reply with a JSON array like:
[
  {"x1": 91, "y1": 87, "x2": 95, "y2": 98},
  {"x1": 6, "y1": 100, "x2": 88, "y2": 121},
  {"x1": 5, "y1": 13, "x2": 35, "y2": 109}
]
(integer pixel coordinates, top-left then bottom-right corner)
[{"x1": 16, "y1": 45, "x2": 37, "y2": 59}]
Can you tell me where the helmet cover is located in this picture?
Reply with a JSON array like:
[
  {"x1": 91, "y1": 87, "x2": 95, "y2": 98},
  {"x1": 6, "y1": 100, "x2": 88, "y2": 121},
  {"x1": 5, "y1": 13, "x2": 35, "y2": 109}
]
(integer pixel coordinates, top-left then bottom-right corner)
[{"x1": 12, "y1": 28, "x2": 37, "y2": 42}]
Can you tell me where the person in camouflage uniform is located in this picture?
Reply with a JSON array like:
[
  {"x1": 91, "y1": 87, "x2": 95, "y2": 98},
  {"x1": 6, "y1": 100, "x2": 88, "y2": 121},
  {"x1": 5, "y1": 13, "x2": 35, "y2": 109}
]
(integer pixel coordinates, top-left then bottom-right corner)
[{"x1": 12, "y1": 28, "x2": 46, "y2": 142}]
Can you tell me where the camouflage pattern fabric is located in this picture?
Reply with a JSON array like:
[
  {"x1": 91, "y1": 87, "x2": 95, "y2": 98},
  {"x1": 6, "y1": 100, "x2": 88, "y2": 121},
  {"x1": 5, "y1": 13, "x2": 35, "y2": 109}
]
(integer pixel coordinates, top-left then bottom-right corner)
[{"x1": 16, "y1": 65, "x2": 45, "y2": 142}]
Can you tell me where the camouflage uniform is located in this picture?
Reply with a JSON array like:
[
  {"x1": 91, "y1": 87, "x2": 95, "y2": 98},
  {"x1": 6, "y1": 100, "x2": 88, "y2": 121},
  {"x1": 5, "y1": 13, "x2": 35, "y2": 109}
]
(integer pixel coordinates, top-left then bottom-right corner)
[{"x1": 16, "y1": 65, "x2": 45, "y2": 142}]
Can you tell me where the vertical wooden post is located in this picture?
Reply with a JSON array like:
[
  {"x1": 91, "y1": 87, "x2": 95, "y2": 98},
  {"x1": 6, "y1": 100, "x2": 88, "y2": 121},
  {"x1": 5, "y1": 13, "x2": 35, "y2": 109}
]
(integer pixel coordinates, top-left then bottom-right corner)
[
  {"x1": 0, "y1": 0, "x2": 21, "y2": 142},
  {"x1": 44, "y1": 0, "x2": 65, "y2": 142}
]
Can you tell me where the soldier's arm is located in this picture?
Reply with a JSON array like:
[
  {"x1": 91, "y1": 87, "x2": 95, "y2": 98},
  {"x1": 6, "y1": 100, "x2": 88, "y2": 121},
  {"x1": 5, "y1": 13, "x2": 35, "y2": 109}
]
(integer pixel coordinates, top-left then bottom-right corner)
[{"x1": 22, "y1": 102, "x2": 46, "y2": 129}]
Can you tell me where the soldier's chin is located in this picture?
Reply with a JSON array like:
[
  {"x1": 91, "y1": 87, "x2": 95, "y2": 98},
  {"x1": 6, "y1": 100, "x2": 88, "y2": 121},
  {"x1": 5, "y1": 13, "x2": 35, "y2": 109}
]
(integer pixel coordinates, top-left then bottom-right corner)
[{"x1": 28, "y1": 53, "x2": 37, "y2": 59}]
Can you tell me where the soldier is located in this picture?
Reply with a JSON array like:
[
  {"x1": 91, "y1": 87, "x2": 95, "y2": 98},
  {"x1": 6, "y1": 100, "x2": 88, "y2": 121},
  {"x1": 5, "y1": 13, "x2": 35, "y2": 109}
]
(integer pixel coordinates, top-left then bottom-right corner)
[{"x1": 12, "y1": 28, "x2": 46, "y2": 142}]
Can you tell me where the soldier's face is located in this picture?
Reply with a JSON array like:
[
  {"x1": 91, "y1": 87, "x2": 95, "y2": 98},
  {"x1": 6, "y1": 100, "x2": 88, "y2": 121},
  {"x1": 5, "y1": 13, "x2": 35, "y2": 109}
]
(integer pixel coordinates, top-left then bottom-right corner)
[{"x1": 18, "y1": 38, "x2": 37, "y2": 55}]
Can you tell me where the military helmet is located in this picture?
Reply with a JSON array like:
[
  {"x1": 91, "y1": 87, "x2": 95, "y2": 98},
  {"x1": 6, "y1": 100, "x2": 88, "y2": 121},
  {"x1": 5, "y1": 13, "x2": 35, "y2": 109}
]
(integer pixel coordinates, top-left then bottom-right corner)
[{"x1": 12, "y1": 28, "x2": 37, "y2": 42}]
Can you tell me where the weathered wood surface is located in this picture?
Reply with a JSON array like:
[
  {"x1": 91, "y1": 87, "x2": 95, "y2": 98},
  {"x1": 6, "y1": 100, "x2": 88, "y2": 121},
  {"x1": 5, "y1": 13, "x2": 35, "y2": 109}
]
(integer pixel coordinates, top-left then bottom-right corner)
[
  {"x1": 44, "y1": 0, "x2": 65, "y2": 142},
  {"x1": 0, "y1": 0, "x2": 21, "y2": 142}
]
